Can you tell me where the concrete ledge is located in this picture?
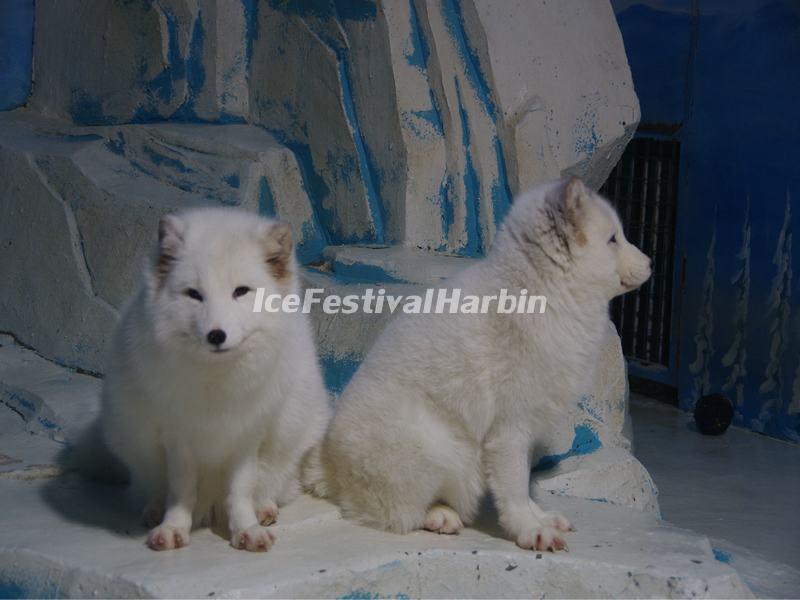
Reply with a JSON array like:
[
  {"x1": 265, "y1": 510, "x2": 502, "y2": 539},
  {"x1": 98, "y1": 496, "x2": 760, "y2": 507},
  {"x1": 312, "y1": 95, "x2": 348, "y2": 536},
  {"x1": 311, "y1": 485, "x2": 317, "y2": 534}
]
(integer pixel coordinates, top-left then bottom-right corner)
[
  {"x1": 0, "y1": 332, "x2": 751, "y2": 598},
  {"x1": 0, "y1": 480, "x2": 751, "y2": 599}
]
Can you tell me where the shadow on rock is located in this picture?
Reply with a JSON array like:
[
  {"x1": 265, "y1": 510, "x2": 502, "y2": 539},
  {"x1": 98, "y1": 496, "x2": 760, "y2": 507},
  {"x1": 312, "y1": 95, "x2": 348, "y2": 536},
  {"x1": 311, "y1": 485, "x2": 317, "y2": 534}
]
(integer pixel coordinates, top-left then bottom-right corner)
[{"x1": 40, "y1": 420, "x2": 141, "y2": 537}]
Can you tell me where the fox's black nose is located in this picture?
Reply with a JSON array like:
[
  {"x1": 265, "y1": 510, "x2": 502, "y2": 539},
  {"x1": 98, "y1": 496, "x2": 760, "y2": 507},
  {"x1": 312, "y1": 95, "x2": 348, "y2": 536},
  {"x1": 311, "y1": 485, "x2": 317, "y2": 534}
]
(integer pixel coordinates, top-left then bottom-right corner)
[{"x1": 207, "y1": 329, "x2": 227, "y2": 346}]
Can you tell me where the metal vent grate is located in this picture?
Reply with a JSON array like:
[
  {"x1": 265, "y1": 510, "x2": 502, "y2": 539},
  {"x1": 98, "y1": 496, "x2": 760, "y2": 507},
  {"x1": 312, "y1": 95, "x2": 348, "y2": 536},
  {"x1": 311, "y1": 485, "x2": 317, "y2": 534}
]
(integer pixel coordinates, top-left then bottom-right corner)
[{"x1": 600, "y1": 137, "x2": 680, "y2": 367}]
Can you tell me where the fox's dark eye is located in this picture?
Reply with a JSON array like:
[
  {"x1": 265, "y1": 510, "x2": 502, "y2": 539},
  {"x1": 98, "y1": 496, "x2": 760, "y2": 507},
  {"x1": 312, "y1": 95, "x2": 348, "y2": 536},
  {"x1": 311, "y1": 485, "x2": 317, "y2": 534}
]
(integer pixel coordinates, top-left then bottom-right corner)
[
  {"x1": 185, "y1": 288, "x2": 203, "y2": 302},
  {"x1": 233, "y1": 286, "x2": 251, "y2": 298},
  {"x1": 609, "y1": 234, "x2": 617, "y2": 244}
]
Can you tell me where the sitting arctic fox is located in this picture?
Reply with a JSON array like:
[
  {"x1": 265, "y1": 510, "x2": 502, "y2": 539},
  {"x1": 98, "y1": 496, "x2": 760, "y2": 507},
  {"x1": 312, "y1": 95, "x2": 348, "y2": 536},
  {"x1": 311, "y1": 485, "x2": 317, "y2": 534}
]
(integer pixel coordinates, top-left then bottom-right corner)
[
  {"x1": 99, "y1": 208, "x2": 329, "y2": 552},
  {"x1": 306, "y1": 177, "x2": 651, "y2": 552}
]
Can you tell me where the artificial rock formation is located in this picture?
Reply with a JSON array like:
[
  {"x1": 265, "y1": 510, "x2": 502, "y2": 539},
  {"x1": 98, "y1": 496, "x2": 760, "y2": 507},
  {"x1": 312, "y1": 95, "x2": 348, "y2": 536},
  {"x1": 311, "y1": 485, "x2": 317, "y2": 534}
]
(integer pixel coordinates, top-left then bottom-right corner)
[{"x1": 2, "y1": 0, "x2": 639, "y2": 373}]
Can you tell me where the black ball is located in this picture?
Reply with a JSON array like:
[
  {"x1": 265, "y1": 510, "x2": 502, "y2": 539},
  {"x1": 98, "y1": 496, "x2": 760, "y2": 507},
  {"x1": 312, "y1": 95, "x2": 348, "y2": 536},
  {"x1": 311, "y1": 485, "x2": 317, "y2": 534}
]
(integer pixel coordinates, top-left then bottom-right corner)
[{"x1": 694, "y1": 394, "x2": 734, "y2": 435}]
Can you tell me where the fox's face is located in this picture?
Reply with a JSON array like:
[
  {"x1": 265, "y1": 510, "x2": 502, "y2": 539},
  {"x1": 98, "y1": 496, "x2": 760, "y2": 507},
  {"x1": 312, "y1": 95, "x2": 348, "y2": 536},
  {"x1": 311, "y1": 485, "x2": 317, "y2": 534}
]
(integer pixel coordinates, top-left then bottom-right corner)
[
  {"x1": 504, "y1": 177, "x2": 651, "y2": 301},
  {"x1": 146, "y1": 208, "x2": 295, "y2": 359},
  {"x1": 562, "y1": 178, "x2": 652, "y2": 300}
]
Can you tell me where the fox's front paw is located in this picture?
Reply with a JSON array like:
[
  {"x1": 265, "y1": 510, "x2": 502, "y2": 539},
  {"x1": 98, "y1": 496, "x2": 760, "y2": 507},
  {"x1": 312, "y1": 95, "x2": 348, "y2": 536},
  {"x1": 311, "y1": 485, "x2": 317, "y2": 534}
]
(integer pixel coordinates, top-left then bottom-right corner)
[
  {"x1": 231, "y1": 525, "x2": 275, "y2": 552},
  {"x1": 538, "y1": 509, "x2": 574, "y2": 532},
  {"x1": 516, "y1": 525, "x2": 568, "y2": 552},
  {"x1": 147, "y1": 524, "x2": 190, "y2": 550},
  {"x1": 424, "y1": 504, "x2": 463, "y2": 534}
]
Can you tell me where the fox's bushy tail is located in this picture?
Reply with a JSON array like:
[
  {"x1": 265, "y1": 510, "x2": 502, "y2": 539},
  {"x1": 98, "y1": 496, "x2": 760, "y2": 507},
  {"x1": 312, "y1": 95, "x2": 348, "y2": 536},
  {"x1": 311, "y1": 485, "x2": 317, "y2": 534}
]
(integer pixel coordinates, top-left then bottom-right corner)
[{"x1": 63, "y1": 419, "x2": 129, "y2": 483}]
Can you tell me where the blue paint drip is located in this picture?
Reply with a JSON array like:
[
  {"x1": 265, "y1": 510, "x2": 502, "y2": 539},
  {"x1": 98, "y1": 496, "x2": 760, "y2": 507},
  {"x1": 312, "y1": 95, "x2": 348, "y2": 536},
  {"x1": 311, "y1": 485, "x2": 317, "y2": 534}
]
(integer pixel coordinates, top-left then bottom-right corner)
[
  {"x1": 223, "y1": 173, "x2": 241, "y2": 188},
  {"x1": 321, "y1": 354, "x2": 362, "y2": 395},
  {"x1": 142, "y1": 145, "x2": 193, "y2": 173},
  {"x1": 297, "y1": 220, "x2": 327, "y2": 265},
  {"x1": 256, "y1": 123, "x2": 338, "y2": 248},
  {"x1": 440, "y1": 0, "x2": 515, "y2": 235},
  {"x1": 573, "y1": 111, "x2": 601, "y2": 157},
  {"x1": 268, "y1": 0, "x2": 335, "y2": 20},
  {"x1": 337, "y1": 590, "x2": 408, "y2": 600},
  {"x1": 713, "y1": 548, "x2": 732, "y2": 564},
  {"x1": 337, "y1": 59, "x2": 385, "y2": 244},
  {"x1": 406, "y1": 107, "x2": 444, "y2": 138},
  {"x1": 455, "y1": 78, "x2": 482, "y2": 256},
  {"x1": 37, "y1": 416, "x2": 59, "y2": 430},
  {"x1": 105, "y1": 133, "x2": 125, "y2": 156},
  {"x1": 533, "y1": 424, "x2": 602, "y2": 472},
  {"x1": 258, "y1": 177, "x2": 326, "y2": 264},
  {"x1": 13, "y1": 394, "x2": 35, "y2": 412},
  {"x1": 3, "y1": 389, "x2": 64, "y2": 441},
  {"x1": 491, "y1": 137, "x2": 512, "y2": 224},
  {"x1": 147, "y1": 8, "x2": 184, "y2": 104},
  {"x1": 0, "y1": 0, "x2": 35, "y2": 110},
  {"x1": 258, "y1": 176, "x2": 277, "y2": 216},
  {"x1": 403, "y1": 2, "x2": 444, "y2": 137},
  {"x1": 578, "y1": 394, "x2": 604, "y2": 422},
  {"x1": 328, "y1": 260, "x2": 405, "y2": 284},
  {"x1": 256, "y1": 7, "x2": 383, "y2": 247},
  {"x1": 0, "y1": 581, "x2": 26, "y2": 599},
  {"x1": 185, "y1": 12, "x2": 206, "y2": 99},
  {"x1": 217, "y1": 111, "x2": 246, "y2": 124},
  {"x1": 295, "y1": 143, "x2": 346, "y2": 237},
  {"x1": 405, "y1": 0, "x2": 430, "y2": 71},
  {"x1": 172, "y1": 10, "x2": 207, "y2": 121},
  {"x1": 0, "y1": 579, "x2": 59, "y2": 599},
  {"x1": 61, "y1": 133, "x2": 103, "y2": 143},
  {"x1": 241, "y1": 0, "x2": 259, "y2": 72},
  {"x1": 333, "y1": 0, "x2": 377, "y2": 21},
  {"x1": 440, "y1": 0, "x2": 496, "y2": 119},
  {"x1": 438, "y1": 175, "x2": 455, "y2": 250}
]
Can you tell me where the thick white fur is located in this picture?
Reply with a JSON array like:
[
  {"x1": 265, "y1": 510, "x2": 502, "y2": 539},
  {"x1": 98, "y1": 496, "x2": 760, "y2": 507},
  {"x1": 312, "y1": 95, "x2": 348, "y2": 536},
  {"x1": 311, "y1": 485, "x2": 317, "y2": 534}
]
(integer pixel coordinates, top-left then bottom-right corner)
[
  {"x1": 100, "y1": 208, "x2": 330, "y2": 552},
  {"x1": 307, "y1": 178, "x2": 651, "y2": 552}
]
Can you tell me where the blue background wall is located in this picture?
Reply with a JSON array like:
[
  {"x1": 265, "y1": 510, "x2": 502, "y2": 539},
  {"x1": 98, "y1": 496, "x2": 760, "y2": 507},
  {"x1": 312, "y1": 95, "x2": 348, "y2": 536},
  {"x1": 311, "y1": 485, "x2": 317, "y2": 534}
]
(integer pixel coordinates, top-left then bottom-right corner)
[
  {"x1": 614, "y1": 0, "x2": 800, "y2": 441},
  {"x1": 0, "y1": 0, "x2": 34, "y2": 110}
]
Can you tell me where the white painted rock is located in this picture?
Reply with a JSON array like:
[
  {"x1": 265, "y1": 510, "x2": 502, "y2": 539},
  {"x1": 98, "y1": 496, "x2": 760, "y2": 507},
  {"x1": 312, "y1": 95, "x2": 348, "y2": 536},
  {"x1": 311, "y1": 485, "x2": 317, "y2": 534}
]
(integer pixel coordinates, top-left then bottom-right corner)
[
  {"x1": 0, "y1": 111, "x2": 323, "y2": 372},
  {"x1": 0, "y1": 335, "x2": 746, "y2": 598},
  {"x1": 23, "y1": 0, "x2": 638, "y2": 255}
]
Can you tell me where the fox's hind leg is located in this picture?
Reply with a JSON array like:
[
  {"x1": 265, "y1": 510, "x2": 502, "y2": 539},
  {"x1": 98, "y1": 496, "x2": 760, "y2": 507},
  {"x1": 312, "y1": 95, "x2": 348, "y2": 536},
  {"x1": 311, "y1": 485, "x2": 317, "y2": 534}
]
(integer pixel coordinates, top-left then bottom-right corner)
[{"x1": 424, "y1": 504, "x2": 463, "y2": 534}]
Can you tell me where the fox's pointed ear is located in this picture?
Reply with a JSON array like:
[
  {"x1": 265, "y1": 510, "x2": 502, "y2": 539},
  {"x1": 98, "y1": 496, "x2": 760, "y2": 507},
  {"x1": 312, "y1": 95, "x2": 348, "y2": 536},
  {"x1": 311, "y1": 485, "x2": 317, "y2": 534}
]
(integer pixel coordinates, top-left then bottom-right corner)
[
  {"x1": 262, "y1": 221, "x2": 293, "y2": 281},
  {"x1": 562, "y1": 176, "x2": 588, "y2": 246},
  {"x1": 155, "y1": 214, "x2": 184, "y2": 280}
]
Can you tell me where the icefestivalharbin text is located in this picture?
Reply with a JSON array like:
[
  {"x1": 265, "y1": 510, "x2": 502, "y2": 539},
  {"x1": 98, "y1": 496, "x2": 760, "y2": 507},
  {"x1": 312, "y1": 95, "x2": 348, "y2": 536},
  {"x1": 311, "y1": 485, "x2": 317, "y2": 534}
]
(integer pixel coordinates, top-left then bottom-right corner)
[{"x1": 252, "y1": 288, "x2": 547, "y2": 315}]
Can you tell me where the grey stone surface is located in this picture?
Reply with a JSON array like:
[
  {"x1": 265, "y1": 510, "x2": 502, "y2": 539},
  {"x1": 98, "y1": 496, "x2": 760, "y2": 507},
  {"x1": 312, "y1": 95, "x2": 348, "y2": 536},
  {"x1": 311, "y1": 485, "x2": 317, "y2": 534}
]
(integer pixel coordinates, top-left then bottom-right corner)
[
  {"x1": 0, "y1": 111, "x2": 322, "y2": 372},
  {"x1": 31, "y1": 0, "x2": 252, "y2": 124},
  {"x1": 21, "y1": 0, "x2": 638, "y2": 254},
  {"x1": 3, "y1": 0, "x2": 640, "y2": 368}
]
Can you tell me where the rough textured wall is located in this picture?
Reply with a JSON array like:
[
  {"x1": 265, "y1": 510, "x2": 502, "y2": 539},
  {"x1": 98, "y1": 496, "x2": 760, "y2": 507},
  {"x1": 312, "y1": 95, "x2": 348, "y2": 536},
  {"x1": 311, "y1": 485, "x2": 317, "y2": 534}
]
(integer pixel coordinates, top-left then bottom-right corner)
[
  {"x1": 614, "y1": 0, "x2": 800, "y2": 442},
  {"x1": 1, "y1": 0, "x2": 638, "y2": 374},
  {"x1": 26, "y1": 0, "x2": 638, "y2": 254},
  {"x1": 31, "y1": 0, "x2": 253, "y2": 123}
]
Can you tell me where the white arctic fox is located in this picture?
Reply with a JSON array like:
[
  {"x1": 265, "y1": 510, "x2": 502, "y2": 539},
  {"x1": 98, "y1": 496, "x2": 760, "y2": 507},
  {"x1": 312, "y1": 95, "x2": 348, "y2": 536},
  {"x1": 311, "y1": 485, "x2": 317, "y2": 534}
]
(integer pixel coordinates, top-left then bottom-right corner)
[
  {"x1": 99, "y1": 208, "x2": 329, "y2": 552},
  {"x1": 306, "y1": 177, "x2": 651, "y2": 552}
]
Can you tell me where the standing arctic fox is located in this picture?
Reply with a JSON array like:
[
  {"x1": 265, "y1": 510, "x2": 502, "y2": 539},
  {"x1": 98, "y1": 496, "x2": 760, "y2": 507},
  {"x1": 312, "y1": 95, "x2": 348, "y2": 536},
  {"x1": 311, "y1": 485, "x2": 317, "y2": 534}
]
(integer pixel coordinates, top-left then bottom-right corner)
[
  {"x1": 306, "y1": 177, "x2": 651, "y2": 552},
  {"x1": 100, "y1": 208, "x2": 329, "y2": 552}
]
